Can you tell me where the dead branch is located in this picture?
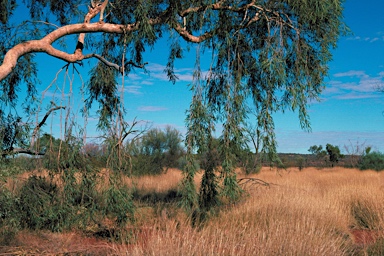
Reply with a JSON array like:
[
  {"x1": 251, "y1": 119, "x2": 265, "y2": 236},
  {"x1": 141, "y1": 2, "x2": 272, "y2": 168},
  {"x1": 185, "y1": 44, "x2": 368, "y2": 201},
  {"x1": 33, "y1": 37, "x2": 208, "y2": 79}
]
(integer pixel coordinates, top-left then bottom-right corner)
[
  {"x1": 84, "y1": 53, "x2": 148, "y2": 74},
  {"x1": 4, "y1": 148, "x2": 46, "y2": 156},
  {"x1": 30, "y1": 104, "x2": 66, "y2": 148},
  {"x1": 238, "y1": 177, "x2": 278, "y2": 188}
]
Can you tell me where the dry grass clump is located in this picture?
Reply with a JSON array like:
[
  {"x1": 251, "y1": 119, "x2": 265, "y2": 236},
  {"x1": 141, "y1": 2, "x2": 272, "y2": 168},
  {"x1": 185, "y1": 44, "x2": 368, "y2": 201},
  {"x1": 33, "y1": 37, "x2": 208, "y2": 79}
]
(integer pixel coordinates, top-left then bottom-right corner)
[{"x1": 118, "y1": 167, "x2": 384, "y2": 255}]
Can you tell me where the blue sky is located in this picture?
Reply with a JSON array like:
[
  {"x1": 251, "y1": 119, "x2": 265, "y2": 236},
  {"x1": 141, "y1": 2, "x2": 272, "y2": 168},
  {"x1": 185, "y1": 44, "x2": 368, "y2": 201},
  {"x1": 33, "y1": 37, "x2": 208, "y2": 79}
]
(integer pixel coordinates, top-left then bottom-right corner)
[{"x1": 17, "y1": 0, "x2": 384, "y2": 154}]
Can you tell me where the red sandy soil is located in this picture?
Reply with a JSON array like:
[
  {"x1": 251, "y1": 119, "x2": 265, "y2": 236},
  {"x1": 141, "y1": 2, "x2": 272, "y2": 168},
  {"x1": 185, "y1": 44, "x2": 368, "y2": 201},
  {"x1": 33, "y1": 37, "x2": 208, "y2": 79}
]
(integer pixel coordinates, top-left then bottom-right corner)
[
  {"x1": 0, "y1": 227, "x2": 154, "y2": 255},
  {"x1": 350, "y1": 229, "x2": 382, "y2": 246}
]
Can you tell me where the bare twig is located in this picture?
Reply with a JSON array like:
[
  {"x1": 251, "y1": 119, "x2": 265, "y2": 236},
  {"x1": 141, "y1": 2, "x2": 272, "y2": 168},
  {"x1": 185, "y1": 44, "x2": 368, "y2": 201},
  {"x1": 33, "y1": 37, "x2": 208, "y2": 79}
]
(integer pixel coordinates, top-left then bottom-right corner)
[
  {"x1": 83, "y1": 53, "x2": 147, "y2": 74},
  {"x1": 238, "y1": 177, "x2": 278, "y2": 188}
]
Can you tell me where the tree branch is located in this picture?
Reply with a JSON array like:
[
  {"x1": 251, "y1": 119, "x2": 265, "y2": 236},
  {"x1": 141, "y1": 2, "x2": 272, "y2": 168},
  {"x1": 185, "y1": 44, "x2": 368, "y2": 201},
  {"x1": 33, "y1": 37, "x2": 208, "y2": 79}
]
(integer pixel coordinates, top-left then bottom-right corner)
[
  {"x1": 31, "y1": 104, "x2": 66, "y2": 146},
  {"x1": 4, "y1": 148, "x2": 46, "y2": 156},
  {"x1": 76, "y1": 0, "x2": 109, "y2": 55},
  {"x1": 0, "y1": 13, "x2": 164, "y2": 80},
  {"x1": 178, "y1": 0, "x2": 264, "y2": 17},
  {"x1": 84, "y1": 53, "x2": 147, "y2": 73},
  {"x1": 172, "y1": 22, "x2": 215, "y2": 43}
]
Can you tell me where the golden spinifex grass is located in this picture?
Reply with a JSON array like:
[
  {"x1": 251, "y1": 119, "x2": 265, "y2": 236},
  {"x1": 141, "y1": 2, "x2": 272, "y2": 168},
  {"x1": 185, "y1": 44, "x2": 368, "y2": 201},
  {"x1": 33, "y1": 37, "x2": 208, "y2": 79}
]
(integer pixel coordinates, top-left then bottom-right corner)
[{"x1": 125, "y1": 167, "x2": 384, "y2": 255}]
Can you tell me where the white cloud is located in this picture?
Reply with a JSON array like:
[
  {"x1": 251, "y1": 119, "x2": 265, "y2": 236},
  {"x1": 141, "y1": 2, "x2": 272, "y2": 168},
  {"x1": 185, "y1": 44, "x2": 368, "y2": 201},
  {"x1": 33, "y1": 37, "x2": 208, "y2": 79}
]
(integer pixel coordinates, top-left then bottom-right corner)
[
  {"x1": 325, "y1": 71, "x2": 384, "y2": 100},
  {"x1": 122, "y1": 62, "x2": 209, "y2": 86},
  {"x1": 347, "y1": 36, "x2": 361, "y2": 41},
  {"x1": 345, "y1": 35, "x2": 383, "y2": 43},
  {"x1": 149, "y1": 71, "x2": 169, "y2": 81},
  {"x1": 147, "y1": 63, "x2": 166, "y2": 72},
  {"x1": 333, "y1": 70, "x2": 368, "y2": 78},
  {"x1": 126, "y1": 73, "x2": 142, "y2": 81},
  {"x1": 141, "y1": 80, "x2": 154, "y2": 85},
  {"x1": 176, "y1": 73, "x2": 194, "y2": 82},
  {"x1": 145, "y1": 63, "x2": 194, "y2": 82},
  {"x1": 335, "y1": 92, "x2": 380, "y2": 100},
  {"x1": 122, "y1": 86, "x2": 142, "y2": 95},
  {"x1": 43, "y1": 91, "x2": 70, "y2": 98},
  {"x1": 138, "y1": 106, "x2": 168, "y2": 112},
  {"x1": 370, "y1": 38, "x2": 379, "y2": 43}
]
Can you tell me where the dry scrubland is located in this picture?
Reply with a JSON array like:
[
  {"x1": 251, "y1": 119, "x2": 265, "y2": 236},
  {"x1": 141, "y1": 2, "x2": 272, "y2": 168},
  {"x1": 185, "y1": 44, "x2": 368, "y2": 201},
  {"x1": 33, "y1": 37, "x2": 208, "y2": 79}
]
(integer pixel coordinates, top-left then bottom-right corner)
[{"x1": 3, "y1": 167, "x2": 384, "y2": 255}]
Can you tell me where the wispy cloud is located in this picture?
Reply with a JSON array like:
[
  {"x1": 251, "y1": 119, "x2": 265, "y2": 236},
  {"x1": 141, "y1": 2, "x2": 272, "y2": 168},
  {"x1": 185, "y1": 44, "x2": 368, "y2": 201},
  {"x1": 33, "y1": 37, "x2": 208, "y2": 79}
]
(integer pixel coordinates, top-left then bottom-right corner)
[
  {"x1": 126, "y1": 73, "x2": 142, "y2": 81},
  {"x1": 121, "y1": 86, "x2": 142, "y2": 95},
  {"x1": 123, "y1": 63, "x2": 210, "y2": 89},
  {"x1": 42, "y1": 90, "x2": 72, "y2": 98},
  {"x1": 324, "y1": 70, "x2": 384, "y2": 100},
  {"x1": 333, "y1": 70, "x2": 369, "y2": 78},
  {"x1": 144, "y1": 63, "x2": 194, "y2": 82},
  {"x1": 138, "y1": 106, "x2": 168, "y2": 112},
  {"x1": 346, "y1": 36, "x2": 384, "y2": 43},
  {"x1": 141, "y1": 80, "x2": 154, "y2": 85}
]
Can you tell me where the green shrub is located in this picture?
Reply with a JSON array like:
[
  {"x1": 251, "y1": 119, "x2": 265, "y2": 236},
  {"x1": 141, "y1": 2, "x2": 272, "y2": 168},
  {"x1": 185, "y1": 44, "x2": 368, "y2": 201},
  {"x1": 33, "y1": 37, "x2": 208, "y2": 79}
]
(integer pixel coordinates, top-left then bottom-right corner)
[
  {"x1": 103, "y1": 184, "x2": 135, "y2": 226},
  {"x1": 296, "y1": 156, "x2": 306, "y2": 171},
  {"x1": 18, "y1": 175, "x2": 65, "y2": 231},
  {"x1": 0, "y1": 188, "x2": 20, "y2": 245},
  {"x1": 359, "y1": 151, "x2": 384, "y2": 171}
]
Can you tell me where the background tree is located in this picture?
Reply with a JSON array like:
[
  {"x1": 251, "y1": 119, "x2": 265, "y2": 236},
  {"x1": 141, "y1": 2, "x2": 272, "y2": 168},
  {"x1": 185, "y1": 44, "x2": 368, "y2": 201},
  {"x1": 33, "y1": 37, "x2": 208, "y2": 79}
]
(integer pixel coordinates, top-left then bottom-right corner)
[
  {"x1": 326, "y1": 143, "x2": 343, "y2": 167},
  {"x1": 0, "y1": 0, "x2": 348, "y2": 211},
  {"x1": 308, "y1": 145, "x2": 327, "y2": 159},
  {"x1": 127, "y1": 126, "x2": 184, "y2": 175}
]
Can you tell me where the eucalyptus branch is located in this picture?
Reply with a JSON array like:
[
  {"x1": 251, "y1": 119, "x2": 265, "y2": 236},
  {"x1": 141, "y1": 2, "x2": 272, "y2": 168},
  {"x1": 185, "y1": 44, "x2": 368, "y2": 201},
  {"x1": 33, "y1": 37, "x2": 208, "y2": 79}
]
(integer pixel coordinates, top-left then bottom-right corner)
[
  {"x1": 0, "y1": 6, "x2": 165, "y2": 81},
  {"x1": 172, "y1": 22, "x2": 216, "y2": 43},
  {"x1": 3, "y1": 148, "x2": 46, "y2": 156},
  {"x1": 84, "y1": 53, "x2": 147, "y2": 74},
  {"x1": 178, "y1": 0, "x2": 265, "y2": 17},
  {"x1": 174, "y1": 2, "x2": 294, "y2": 43},
  {"x1": 30, "y1": 104, "x2": 66, "y2": 149},
  {"x1": 76, "y1": 0, "x2": 109, "y2": 55}
]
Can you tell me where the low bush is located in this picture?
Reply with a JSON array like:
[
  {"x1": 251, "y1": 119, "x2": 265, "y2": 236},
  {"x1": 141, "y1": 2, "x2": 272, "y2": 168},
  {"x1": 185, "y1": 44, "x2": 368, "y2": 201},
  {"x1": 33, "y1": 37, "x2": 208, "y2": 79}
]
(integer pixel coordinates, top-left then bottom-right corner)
[
  {"x1": 0, "y1": 188, "x2": 20, "y2": 245},
  {"x1": 18, "y1": 175, "x2": 64, "y2": 231},
  {"x1": 12, "y1": 171, "x2": 135, "y2": 235},
  {"x1": 359, "y1": 151, "x2": 384, "y2": 171}
]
